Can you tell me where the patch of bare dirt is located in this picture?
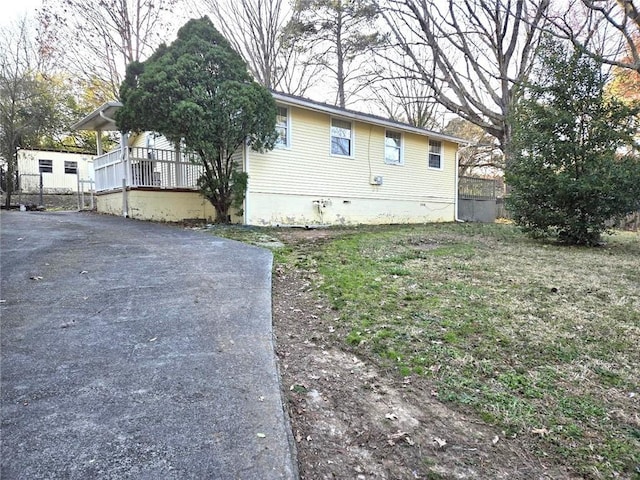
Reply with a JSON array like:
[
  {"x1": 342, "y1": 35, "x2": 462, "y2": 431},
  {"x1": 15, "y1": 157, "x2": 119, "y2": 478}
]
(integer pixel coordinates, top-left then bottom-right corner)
[{"x1": 272, "y1": 251, "x2": 581, "y2": 479}]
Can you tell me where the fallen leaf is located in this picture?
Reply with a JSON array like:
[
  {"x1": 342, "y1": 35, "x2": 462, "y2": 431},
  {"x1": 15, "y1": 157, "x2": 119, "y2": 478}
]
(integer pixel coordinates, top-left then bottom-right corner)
[{"x1": 433, "y1": 437, "x2": 447, "y2": 449}]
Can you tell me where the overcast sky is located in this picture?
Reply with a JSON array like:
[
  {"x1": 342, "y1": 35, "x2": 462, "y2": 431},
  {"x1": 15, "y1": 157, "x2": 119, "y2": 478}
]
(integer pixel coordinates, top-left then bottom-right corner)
[{"x1": 0, "y1": 0, "x2": 42, "y2": 27}]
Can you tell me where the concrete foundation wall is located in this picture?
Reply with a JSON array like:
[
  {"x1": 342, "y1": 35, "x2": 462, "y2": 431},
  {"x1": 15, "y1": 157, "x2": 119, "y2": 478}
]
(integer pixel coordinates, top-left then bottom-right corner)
[
  {"x1": 96, "y1": 189, "x2": 242, "y2": 223},
  {"x1": 246, "y1": 191, "x2": 455, "y2": 226}
]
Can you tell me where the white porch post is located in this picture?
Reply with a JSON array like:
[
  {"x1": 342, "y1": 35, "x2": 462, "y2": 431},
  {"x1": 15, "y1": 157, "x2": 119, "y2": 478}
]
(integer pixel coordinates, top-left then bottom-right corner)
[
  {"x1": 121, "y1": 132, "x2": 130, "y2": 217},
  {"x1": 96, "y1": 130, "x2": 103, "y2": 155},
  {"x1": 243, "y1": 140, "x2": 249, "y2": 225},
  {"x1": 174, "y1": 141, "x2": 182, "y2": 187}
]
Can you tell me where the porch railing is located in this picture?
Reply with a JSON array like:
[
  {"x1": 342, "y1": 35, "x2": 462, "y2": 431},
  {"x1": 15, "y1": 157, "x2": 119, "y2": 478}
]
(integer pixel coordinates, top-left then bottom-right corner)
[{"x1": 94, "y1": 147, "x2": 204, "y2": 192}]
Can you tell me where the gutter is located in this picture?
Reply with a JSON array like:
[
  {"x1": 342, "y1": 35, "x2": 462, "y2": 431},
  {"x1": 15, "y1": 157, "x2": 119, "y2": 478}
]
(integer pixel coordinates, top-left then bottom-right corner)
[{"x1": 99, "y1": 110, "x2": 117, "y2": 124}]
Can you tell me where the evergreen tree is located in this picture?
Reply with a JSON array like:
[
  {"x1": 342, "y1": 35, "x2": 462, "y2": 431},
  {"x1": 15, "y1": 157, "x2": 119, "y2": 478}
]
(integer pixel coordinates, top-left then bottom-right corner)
[
  {"x1": 117, "y1": 17, "x2": 278, "y2": 224},
  {"x1": 506, "y1": 39, "x2": 640, "y2": 245}
]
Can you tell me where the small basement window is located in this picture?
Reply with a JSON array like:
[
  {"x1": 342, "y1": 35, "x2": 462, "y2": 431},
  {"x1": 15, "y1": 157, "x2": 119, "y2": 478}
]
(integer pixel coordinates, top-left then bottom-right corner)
[
  {"x1": 64, "y1": 161, "x2": 78, "y2": 174},
  {"x1": 39, "y1": 159, "x2": 53, "y2": 173}
]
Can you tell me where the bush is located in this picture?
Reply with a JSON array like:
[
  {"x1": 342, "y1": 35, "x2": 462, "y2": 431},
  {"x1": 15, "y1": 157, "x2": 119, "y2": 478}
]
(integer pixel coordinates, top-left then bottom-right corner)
[{"x1": 506, "y1": 39, "x2": 640, "y2": 245}]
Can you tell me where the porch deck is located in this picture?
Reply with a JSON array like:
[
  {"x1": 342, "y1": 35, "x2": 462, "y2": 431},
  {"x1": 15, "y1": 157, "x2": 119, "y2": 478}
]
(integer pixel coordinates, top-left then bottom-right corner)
[{"x1": 94, "y1": 147, "x2": 204, "y2": 192}]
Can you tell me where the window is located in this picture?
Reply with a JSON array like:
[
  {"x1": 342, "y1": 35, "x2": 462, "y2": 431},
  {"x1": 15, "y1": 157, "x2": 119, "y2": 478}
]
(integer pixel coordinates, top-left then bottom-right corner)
[
  {"x1": 428, "y1": 140, "x2": 442, "y2": 169},
  {"x1": 275, "y1": 106, "x2": 289, "y2": 147},
  {"x1": 64, "y1": 161, "x2": 78, "y2": 174},
  {"x1": 385, "y1": 130, "x2": 402, "y2": 165},
  {"x1": 331, "y1": 118, "x2": 353, "y2": 156},
  {"x1": 39, "y1": 159, "x2": 53, "y2": 173}
]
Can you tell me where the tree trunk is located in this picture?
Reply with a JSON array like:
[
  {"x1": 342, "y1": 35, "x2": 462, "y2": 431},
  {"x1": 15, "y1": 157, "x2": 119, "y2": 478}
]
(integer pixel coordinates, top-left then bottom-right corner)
[
  {"x1": 4, "y1": 150, "x2": 17, "y2": 208},
  {"x1": 336, "y1": 10, "x2": 345, "y2": 108}
]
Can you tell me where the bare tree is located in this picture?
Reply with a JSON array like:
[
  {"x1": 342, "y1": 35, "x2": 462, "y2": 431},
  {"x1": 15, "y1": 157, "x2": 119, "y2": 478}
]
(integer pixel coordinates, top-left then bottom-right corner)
[
  {"x1": 381, "y1": 0, "x2": 549, "y2": 153},
  {"x1": 369, "y1": 78, "x2": 443, "y2": 130},
  {"x1": 38, "y1": 0, "x2": 179, "y2": 100},
  {"x1": 546, "y1": 0, "x2": 640, "y2": 73},
  {"x1": 443, "y1": 118, "x2": 505, "y2": 176},
  {"x1": 186, "y1": 0, "x2": 315, "y2": 95},
  {"x1": 289, "y1": 0, "x2": 385, "y2": 107},
  {"x1": 0, "y1": 17, "x2": 69, "y2": 206}
]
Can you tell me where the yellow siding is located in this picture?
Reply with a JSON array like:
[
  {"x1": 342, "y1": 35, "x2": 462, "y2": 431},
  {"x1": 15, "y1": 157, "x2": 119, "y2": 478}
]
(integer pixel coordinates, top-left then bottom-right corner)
[
  {"x1": 246, "y1": 106, "x2": 457, "y2": 225},
  {"x1": 129, "y1": 132, "x2": 173, "y2": 150}
]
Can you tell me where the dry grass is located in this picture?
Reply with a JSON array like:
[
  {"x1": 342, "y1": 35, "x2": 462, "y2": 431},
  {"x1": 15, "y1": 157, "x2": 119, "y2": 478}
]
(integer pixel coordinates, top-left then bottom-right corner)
[{"x1": 208, "y1": 222, "x2": 640, "y2": 478}]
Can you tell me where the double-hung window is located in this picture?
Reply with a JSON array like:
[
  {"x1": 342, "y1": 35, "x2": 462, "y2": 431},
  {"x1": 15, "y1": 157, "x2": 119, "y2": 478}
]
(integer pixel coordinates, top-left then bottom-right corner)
[
  {"x1": 330, "y1": 118, "x2": 353, "y2": 156},
  {"x1": 275, "y1": 106, "x2": 289, "y2": 148},
  {"x1": 64, "y1": 161, "x2": 78, "y2": 174},
  {"x1": 385, "y1": 130, "x2": 402, "y2": 165},
  {"x1": 39, "y1": 159, "x2": 53, "y2": 173},
  {"x1": 428, "y1": 140, "x2": 442, "y2": 169}
]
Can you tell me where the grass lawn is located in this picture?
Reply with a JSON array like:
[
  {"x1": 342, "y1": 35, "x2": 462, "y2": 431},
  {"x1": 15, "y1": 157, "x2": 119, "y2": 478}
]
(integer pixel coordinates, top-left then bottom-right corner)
[{"x1": 211, "y1": 222, "x2": 640, "y2": 478}]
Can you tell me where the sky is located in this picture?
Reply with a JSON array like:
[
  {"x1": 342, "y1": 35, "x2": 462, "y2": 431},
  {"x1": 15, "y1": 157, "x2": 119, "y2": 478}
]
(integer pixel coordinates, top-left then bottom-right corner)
[{"x1": 0, "y1": 0, "x2": 42, "y2": 27}]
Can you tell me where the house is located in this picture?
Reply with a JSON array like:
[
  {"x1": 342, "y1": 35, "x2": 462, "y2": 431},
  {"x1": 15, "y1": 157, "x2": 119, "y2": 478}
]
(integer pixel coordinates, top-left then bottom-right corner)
[
  {"x1": 71, "y1": 92, "x2": 464, "y2": 225},
  {"x1": 16, "y1": 149, "x2": 94, "y2": 194}
]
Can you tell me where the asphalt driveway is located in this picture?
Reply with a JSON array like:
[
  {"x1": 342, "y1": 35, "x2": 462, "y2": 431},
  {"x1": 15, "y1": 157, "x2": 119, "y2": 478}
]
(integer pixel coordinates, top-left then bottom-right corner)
[{"x1": 0, "y1": 211, "x2": 297, "y2": 479}]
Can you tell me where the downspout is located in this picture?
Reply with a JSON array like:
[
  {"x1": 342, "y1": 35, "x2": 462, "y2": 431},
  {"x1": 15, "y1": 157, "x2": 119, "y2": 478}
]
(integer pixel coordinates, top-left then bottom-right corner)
[
  {"x1": 99, "y1": 110, "x2": 117, "y2": 124},
  {"x1": 454, "y1": 144, "x2": 463, "y2": 222}
]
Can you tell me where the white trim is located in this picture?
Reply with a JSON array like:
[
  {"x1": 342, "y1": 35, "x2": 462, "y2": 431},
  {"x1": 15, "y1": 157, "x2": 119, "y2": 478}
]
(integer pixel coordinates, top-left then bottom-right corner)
[
  {"x1": 330, "y1": 117, "x2": 355, "y2": 158},
  {"x1": 243, "y1": 141, "x2": 250, "y2": 224}
]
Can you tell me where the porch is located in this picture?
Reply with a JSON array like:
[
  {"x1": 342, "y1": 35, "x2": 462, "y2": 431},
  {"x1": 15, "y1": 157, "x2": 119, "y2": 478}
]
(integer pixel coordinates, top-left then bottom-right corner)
[
  {"x1": 94, "y1": 147, "x2": 204, "y2": 192},
  {"x1": 92, "y1": 146, "x2": 222, "y2": 222}
]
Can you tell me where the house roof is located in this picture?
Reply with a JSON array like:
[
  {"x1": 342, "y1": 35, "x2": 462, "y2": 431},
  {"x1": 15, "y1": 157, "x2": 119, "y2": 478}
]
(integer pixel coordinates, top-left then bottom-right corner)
[
  {"x1": 71, "y1": 101, "x2": 123, "y2": 131},
  {"x1": 271, "y1": 91, "x2": 467, "y2": 144},
  {"x1": 71, "y1": 93, "x2": 466, "y2": 144}
]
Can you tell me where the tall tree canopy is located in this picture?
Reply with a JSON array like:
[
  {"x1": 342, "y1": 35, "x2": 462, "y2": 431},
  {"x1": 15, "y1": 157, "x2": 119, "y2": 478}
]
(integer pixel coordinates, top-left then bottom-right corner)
[
  {"x1": 39, "y1": 0, "x2": 179, "y2": 100},
  {"x1": 186, "y1": 0, "x2": 316, "y2": 95},
  {"x1": 117, "y1": 17, "x2": 277, "y2": 224},
  {"x1": 288, "y1": 0, "x2": 384, "y2": 107},
  {"x1": 382, "y1": 0, "x2": 549, "y2": 154},
  {"x1": 506, "y1": 38, "x2": 640, "y2": 245},
  {"x1": 0, "y1": 17, "x2": 72, "y2": 207},
  {"x1": 547, "y1": 0, "x2": 640, "y2": 73}
]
